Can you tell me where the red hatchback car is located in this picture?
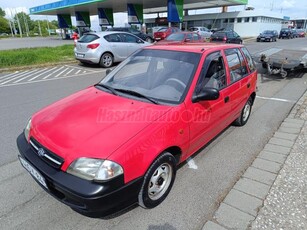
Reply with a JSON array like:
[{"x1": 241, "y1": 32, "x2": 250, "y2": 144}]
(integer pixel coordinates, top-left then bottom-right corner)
[
  {"x1": 17, "y1": 43, "x2": 257, "y2": 217},
  {"x1": 154, "y1": 27, "x2": 181, "y2": 41}
]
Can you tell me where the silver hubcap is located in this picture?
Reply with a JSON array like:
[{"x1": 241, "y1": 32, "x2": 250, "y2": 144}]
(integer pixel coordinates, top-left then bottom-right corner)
[
  {"x1": 103, "y1": 55, "x2": 112, "y2": 67},
  {"x1": 242, "y1": 103, "x2": 251, "y2": 121},
  {"x1": 148, "y1": 163, "x2": 172, "y2": 200}
]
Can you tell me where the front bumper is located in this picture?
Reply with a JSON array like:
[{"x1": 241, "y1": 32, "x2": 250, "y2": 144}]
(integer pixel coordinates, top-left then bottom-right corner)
[{"x1": 16, "y1": 134, "x2": 143, "y2": 217}]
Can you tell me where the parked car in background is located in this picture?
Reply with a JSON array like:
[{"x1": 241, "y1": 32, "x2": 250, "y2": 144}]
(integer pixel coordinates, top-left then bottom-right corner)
[
  {"x1": 297, "y1": 29, "x2": 306, "y2": 37},
  {"x1": 210, "y1": 29, "x2": 242, "y2": 44},
  {"x1": 279, "y1": 28, "x2": 293, "y2": 39},
  {"x1": 256, "y1": 30, "x2": 278, "y2": 42},
  {"x1": 106, "y1": 27, "x2": 154, "y2": 43},
  {"x1": 291, "y1": 29, "x2": 299, "y2": 38},
  {"x1": 17, "y1": 43, "x2": 257, "y2": 217},
  {"x1": 189, "y1": 26, "x2": 212, "y2": 40},
  {"x1": 157, "y1": 32, "x2": 203, "y2": 44},
  {"x1": 154, "y1": 27, "x2": 181, "y2": 41},
  {"x1": 74, "y1": 31, "x2": 151, "y2": 68}
]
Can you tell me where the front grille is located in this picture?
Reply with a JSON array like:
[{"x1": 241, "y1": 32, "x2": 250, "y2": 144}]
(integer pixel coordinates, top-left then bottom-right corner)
[{"x1": 29, "y1": 138, "x2": 64, "y2": 169}]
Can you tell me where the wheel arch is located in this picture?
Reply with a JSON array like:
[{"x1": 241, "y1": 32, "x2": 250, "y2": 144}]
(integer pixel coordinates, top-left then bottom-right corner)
[{"x1": 250, "y1": 92, "x2": 256, "y2": 106}]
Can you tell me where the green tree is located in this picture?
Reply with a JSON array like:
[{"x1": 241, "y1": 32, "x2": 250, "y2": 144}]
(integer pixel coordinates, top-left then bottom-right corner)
[
  {"x1": 0, "y1": 17, "x2": 10, "y2": 33},
  {"x1": 0, "y1": 7, "x2": 5, "y2": 17},
  {"x1": 13, "y1": 12, "x2": 33, "y2": 35}
]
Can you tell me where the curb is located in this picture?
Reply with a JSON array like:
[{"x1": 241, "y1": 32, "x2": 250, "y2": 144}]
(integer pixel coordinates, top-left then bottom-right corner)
[{"x1": 203, "y1": 90, "x2": 307, "y2": 230}]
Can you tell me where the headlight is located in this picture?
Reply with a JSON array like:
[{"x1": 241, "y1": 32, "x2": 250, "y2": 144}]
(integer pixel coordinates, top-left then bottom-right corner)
[
  {"x1": 67, "y1": 158, "x2": 123, "y2": 181},
  {"x1": 24, "y1": 119, "x2": 32, "y2": 141}
]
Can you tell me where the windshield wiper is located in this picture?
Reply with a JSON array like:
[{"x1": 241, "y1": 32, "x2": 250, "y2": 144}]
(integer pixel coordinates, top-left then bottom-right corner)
[
  {"x1": 114, "y1": 88, "x2": 159, "y2": 104},
  {"x1": 96, "y1": 83, "x2": 118, "y2": 95}
]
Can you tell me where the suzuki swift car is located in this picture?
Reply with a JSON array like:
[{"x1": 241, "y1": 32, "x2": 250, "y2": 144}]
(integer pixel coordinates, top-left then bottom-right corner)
[{"x1": 17, "y1": 43, "x2": 257, "y2": 217}]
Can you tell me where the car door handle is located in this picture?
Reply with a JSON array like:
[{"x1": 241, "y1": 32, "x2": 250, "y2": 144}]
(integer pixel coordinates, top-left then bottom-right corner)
[
  {"x1": 247, "y1": 83, "x2": 251, "y2": 88},
  {"x1": 224, "y1": 96, "x2": 230, "y2": 103}
]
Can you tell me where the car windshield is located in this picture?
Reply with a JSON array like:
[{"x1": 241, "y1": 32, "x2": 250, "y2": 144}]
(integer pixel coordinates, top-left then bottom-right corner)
[
  {"x1": 99, "y1": 49, "x2": 200, "y2": 104},
  {"x1": 166, "y1": 33, "x2": 185, "y2": 41}
]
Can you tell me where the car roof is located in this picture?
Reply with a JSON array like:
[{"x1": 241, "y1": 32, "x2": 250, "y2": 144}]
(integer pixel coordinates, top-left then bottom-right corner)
[
  {"x1": 144, "y1": 43, "x2": 243, "y2": 53},
  {"x1": 85, "y1": 31, "x2": 134, "y2": 36}
]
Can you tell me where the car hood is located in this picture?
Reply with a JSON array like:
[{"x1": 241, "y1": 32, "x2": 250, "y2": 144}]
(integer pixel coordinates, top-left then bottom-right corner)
[{"x1": 31, "y1": 86, "x2": 172, "y2": 167}]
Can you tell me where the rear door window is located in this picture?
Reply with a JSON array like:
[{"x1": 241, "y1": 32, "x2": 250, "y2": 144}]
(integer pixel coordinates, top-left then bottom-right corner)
[
  {"x1": 225, "y1": 48, "x2": 248, "y2": 83},
  {"x1": 78, "y1": 34, "x2": 99, "y2": 43},
  {"x1": 241, "y1": 47, "x2": 256, "y2": 73},
  {"x1": 104, "y1": 33, "x2": 121, "y2": 42}
]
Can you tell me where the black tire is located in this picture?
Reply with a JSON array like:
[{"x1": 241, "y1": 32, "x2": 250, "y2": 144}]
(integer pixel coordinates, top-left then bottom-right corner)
[
  {"x1": 99, "y1": 52, "x2": 113, "y2": 68},
  {"x1": 233, "y1": 98, "x2": 252, "y2": 126},
  {"x1": 138, "y1": 152, "x2": 176, "y2": 209}
]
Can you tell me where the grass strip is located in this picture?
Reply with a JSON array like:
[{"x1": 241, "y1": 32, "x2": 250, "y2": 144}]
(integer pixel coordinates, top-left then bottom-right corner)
[{"x1": 0, "y1": 45, "x2": 75, "y2": 69}]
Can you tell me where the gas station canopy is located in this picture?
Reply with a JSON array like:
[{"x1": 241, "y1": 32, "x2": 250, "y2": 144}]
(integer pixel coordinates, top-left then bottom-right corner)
[{"x1": 30, "y1": 0, "x2": 248, "y2": 16}]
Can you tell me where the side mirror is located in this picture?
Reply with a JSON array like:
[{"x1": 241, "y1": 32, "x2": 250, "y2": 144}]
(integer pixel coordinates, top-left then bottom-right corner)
[
  {"x1": 106, "y1": 68, "x2": 113, "y2": 75},
  {"x1": 192, "y1": 87, "x2": 220, "y2": 103},
  {"x1": 137, "y1": 39, "x2": 144, "y2": 44}
]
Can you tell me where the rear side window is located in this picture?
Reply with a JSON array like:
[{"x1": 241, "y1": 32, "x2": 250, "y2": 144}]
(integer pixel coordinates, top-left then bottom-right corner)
[
  {"x1": 120, "y1": 34, "x2": 138, "y2": 43},
  {"x1": 78, "y1": 34, "x2": 99, "y2": 43},
  {"x1": 225, "y1": 48, "x2": 248, "y2": 83},
  {"x1": 104, "y1": 34, "x2": 121, "y2": 42},
  {"x1": 241, "y1": 47, "x2": 256, "y2": 72}
]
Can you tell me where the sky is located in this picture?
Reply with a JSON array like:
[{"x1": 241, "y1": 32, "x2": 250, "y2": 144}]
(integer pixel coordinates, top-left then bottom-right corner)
[{"x1": 1, "y1": 0, "x2": 307, "y2": 28}]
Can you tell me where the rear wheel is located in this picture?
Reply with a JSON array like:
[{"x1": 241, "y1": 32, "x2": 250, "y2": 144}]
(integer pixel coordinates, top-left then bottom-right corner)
[
  {"x1": 233, "y1": 98, "x2": 252, "y2": 126},
  {"x1": 138, "y1": 152, "x2": 176, "y2": 209},
  {"x1": 99, "y1": 52, "x2": 113, "y2": 68}
]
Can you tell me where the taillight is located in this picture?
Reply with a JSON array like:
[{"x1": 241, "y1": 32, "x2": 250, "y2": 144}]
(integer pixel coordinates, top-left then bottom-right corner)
[{"x1": 87, "y1": 43, "x2": 100, "y2": 49}]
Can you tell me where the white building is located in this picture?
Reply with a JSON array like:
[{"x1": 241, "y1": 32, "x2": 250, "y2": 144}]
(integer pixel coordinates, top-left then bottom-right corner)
[{"x1": 145, "y1": 10, "x2": 284, "y2": 37}]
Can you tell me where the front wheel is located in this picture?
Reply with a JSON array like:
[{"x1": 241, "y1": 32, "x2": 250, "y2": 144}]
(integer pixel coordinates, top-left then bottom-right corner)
[
  {"x1": 145, "y1": 37, "x2": 153, "y2": 43},
  {"x1": 138, "y1": 152, "x2": 176, "y2": 209},
  {"x1": 233, "y1": 98, "x2": 252, "y2": 126},
  {"x1": 99, "y1": 52, "x2": 113, "y2": 68}
]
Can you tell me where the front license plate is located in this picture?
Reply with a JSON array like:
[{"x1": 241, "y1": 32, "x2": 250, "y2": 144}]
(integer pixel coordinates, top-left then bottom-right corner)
[
  {"x1": 76, "y1": 53, "x2": 84, "y2": 58},
  {"x1": 19, "y1": 156, "x2": 48, "y2": 189}
]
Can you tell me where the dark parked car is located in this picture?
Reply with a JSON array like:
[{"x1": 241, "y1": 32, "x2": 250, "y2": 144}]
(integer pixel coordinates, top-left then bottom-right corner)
[
  {"x1": 257, "y1": 30, "x2": 278, "y2": 42},
  {"x1": 106, "y1": 27, "x2": 154, "y2": 43},
  {"x1": 291, "y1": 29, "x2": 299, "y2": 38},
  {"x1": 210, "y1": 30, "x2": 242, "y2": 44},
  {"x1": 279, "y1": 28, "x2": 293, "y2": 39}
]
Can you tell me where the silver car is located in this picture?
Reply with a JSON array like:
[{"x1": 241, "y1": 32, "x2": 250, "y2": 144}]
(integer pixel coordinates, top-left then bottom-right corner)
[
  {"x1": 74, "y1": 31, "x2": 151, "y2": 68},
  {"x1": 189, "y1": 27, "x2": 212, "y2": 40}
]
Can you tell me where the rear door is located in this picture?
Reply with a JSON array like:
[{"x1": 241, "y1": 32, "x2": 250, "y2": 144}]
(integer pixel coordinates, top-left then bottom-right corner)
[
  {"x1": 104, "y1": 33, "x2": 128, "y2": 60},
  {"x1": 120, "y1": 33, "x2": 145, "y2": 57},
  {"x1": 223, "y1": 47, "x2": 250, "y2": 120}
]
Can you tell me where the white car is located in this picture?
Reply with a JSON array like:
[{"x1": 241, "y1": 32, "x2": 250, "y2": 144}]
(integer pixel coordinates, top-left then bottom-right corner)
[
  {"x1": 189, "y1": 27, "x2": 212, "y2": 40},
  {"x1": 74, "y1": 31, "x2": 151, "y2": 68}
]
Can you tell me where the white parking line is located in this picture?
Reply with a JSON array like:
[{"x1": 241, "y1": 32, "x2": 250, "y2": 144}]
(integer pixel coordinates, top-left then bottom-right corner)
[
  {"x1": 0, "y1": 71, "x2": 21, "y2": 80},
  {"x1": 0, "y1": 69, "x2": 39, "y2": 85},
  {"x1": 256, "y1": 96, "x2": 295, "y2": 103},
  {"x1": 14, "y1": 68, "x2": 48, "y2": 83},
  {"x1": 42, "y1": 66, "x2": 65, "y2": 79},
  {"x1": 27, "y1": 66, "x2": 57, "y2": 81},
  {"x1": 187, "y1": 157, "x2": 198, "y2": 170},
  {"x1": 0, "y1": 70, "x2": 30, "y2": 82},
  {"x1": 64, "y1": 68, "x2": 74, "y2": 76},
  {"x1": 76, "y1": 70, "x2": 81, "y2": 74},
  {"x1": 54, "y1": 68, "x2": 69, "y2": 78}
]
